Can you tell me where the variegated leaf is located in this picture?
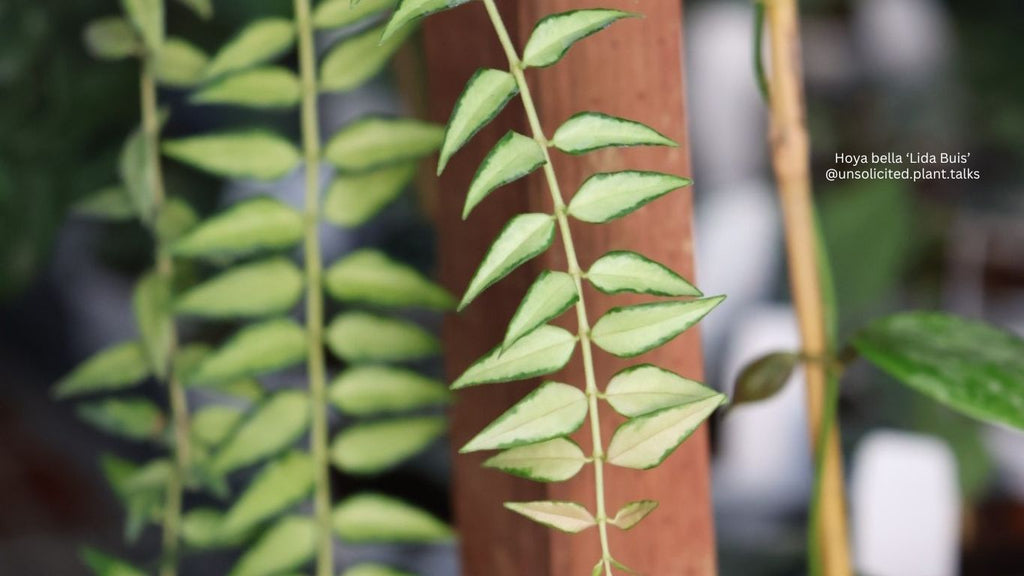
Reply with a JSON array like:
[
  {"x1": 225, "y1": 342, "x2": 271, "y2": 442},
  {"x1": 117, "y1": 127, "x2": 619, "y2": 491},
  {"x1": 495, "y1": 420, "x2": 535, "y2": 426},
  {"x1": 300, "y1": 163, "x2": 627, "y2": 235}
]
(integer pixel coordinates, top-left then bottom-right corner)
[
  {"x1": 567, "y1": 171, "x2": 691, "y2": 223},
  {"x1": 205, "y1": 18, "x2": 295, "y2": 79},
  {"x1": 323, "y1": 163, "x2": 417, "y2": 227},
  {"x1": 521, "y1": 9, "x2": 635, "y2": 68},
  {"x1": 606, "y1": 394, "x2": 726, "y2": 469},
  {"x1": 610, "y1": 500, "x2": 658, "y2": 530},
  {"x1": 462, "y1": 382, "x2": 586, "y2": 452},
  {"x1": 333, "y1": 493, "x2": 452, "y2": 542},
  {"x1": 331, "y1": 416, "x2": 446, "y2": 474},
  {"x1": 381, "y1": 0, "x2": 473, "y2": 42},
  {"x1": 176, "y1": 257, "x2": 303, "y2": 318},
  {"x1": 192, "y1": 67, "x2": 300, "y2": 108},
  {"x1": 330, "y1": 366, "x2": 449, "y2": 416},
  {"x1": 460, "y1": 213, "x2": 555, "y2": 310},
  {"x1": 504, "y1": 500, "x2": 595, "y2": 533},
  {"x1": 453, "y1": 325, "x2": 576, "y2": 389},
  {"x1": 320, "y1": 22, "x2": 414, "y2": 92},
  {"x1": 551, "y1": 112, "x2": 676, "y2": 154},
  {"x1": 172, "y1": 197, "x2": 304, "y2": 259},
  {"x1": 590, "y1": 297, "x2": 725, "y2": 358},
  {"x1": 606, "y1": 364, "x2": 720, "y2": 417},
  {"x1": 325, "y1": 117, "x2": 443, "y2": 172},
  {"x1": 325, "y1": 312, "x2": 439, "y2": 363},
  {"x1": 587, "y1": 250, "x2": 700, "y2": 297},
  {"x1": 504, "y1": 271, "x2": 578, "y2": 349},
  {"x1": 439, "y1": 68, "x2": 518, "y2": 174},
  {"x1": 212, "y1": 391, "x2": 310, "y2": 475},
  {"x1": 464, "y1": 131, "x2": 545, "y2": 219},
  {"x1": 484, "y1": 437, "x2": 586, "y2": 482},
  {"x1": 163, "y1": 131, "x2": 300, "y2": 180},
  {"x1": 324, "y1": 249, "x2": 454, "y2": 310},
  {"x1": 190, "y1": 319, "x2": 307, "y2": 384},
  {"x1": 221, "y1": 451, "x2": 315, "y2": 534}
]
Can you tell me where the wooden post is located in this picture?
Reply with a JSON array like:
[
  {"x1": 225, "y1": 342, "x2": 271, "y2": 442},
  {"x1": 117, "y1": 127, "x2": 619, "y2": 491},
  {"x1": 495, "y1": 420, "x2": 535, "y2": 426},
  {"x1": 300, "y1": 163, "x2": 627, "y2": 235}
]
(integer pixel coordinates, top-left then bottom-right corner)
[{"x1": 422, "y1": 1, "x2": 717, "y2": 574}]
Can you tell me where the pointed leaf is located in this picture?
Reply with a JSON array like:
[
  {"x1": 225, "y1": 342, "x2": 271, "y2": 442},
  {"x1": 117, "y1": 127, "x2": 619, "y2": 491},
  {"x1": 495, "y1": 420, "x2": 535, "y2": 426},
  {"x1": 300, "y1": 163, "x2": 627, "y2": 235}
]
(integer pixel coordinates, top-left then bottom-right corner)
[
  {"x1": 334, "y1": 493, "x2": 452, "y2": 542},
  {"x1": 163, "y1": 131, "x2": 300, "y2": 180},
  {"x1": 174, "y1": 0, "x2": 213, "y2": 20},
  {"x1": 484, "y1": 437, "x2": 586, "y2": 482},
  {"x1": 606, "y1": 364, "x2": 721, "y2": 417},
  {"x1": 587, "y1": 250, "x2": 700, "y2": 297},
  {"x1": 504, "y1": 501, "x2": 595, "y2": 533},
  {"x1": 221, "y1": 451, "x2": 315, "y2": 534},
  {"x1": 732, "y1": 352, "x2": 799, "y2": 407},
  {"x1": 177, "y1": 344, "x2": 265, "y2": 401},
  {"x1": 173, "y1": 197, "x2": 304, "y2": 258},
  {"x1": 191, "y1": 318, "x2": 307, "y2": 384},
  {"x1": 521, "y1": 9, "x2": 635, "y2": 68},
  {"x1": 320, "y1": 22, "x2": 413, "y2": 92},
  {"x1": 568, "y1": 171, "x2": 691, "y2": 223},
  {"x1": 74, "y1": 186, "x2": 136, "y2": 220},
  {"x1": 192, "y1": 66, "x2": 300, "y2": 108},
  {"x1": 329, "y1": 366, "x2": 450, "y2": 416},
  {"x1": 381, "y1": 0, "x2": 473, "y2": 42},
  {"x1": 212, "y1": 391, "x2": 311, "y2": 474},
  {"x1": 591, "y1": 297, "x2": 725, "y2": 358},
  {"x1": 314, "y1": 0, "x2": 397, "y2": 29},
  {"x1": 190, "y1": 405, "x2": 243, "y2": 448},
  {"x1": 182, "y1": 509, "x2": 250, "y2": 550},
  {"x1": 77, "y1": 398, "x2": 164, "y2": 442},
  {"x1": 342, "y1": 565, "x2": 413, "y2": 576},
  {"x1": 205, "y1": 18, "x2": 296, "y2": 79},
  {"x1": 325, "y1": 312, "x2": 439, "y2": 363},
  {"x1": 504, "y1": 271, "x2": 578, "y2": 349},
  {"x1": 83, "y1": 17, "x2": 139, "y2": 60},
  {"x1": 460, "y1": 213, "x2": 555, "y2": 310},
  {"x1": 54, "y1": 342, "x2": 151, "y2": 399},
  {"x1": 324, "y1": 163, "x2": 417, "y2": 226},
  {"x1": 177, "y1": 257, "x2": 303, "y2": 318},
  {"x1": 324, "y1": 249, "x2": 454, "y2": 310},
  {"x1": 81, "y1": 547, "x2": 146, "y2": 576},
  {"x1": 610, "y1": 500, "x2": 658, "y2": 530},
  {"x1": 228, "y1": 516, "x2": 315, "y2": 576},
  {"x1": 606, "y1": 394, "x2": 726, "y2": 469},
  {"x1": 464, "y1": 131, "x2": 545, "y2": 218},
  {"x1": 331, "y1": 416, "x2": 446, "y2": 474},
  {"x1": 121, "y1": 0, "x2": 164, "y2": 52},
  {"x1": 325, "y1": 117, "x2": 443, "y2": 172},
  {"x1": 119, "y1": 129, "x2": 154, "y2": 223},
  {"x1": 133, "y1": 271, "x2": 172, "y2": 378},
  {"x1": 462, "y1": 382, "x2": 586, "y2": 453},
  {"x1": 552, "y1": 112, "x2": 676, "y2": 154},
  {"x1": 453, "y1": 325, "x2": 576, "y2": 389},
  {"x1": 155, "y1": 196, "x2": 198, "y2": 244},
  {"x1": 438, "y1": 68, "x2": 519, "y2": 174},
  {"x1": 156, "y1": 37, "x2": 208, "y2": 87}
]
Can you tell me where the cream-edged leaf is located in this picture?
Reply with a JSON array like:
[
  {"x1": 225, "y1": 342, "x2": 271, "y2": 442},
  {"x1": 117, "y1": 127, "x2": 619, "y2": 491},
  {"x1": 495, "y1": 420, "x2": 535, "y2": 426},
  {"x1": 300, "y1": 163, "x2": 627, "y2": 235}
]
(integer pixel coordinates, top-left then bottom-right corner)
[
  {"x1": 314, "y1": 0, "x2": 397, "y2": 29},
  {"x1": 323, "y1": 163, "x2": 417, "y2": 226},
  {"x1": 521, "y1": 9, "x2": 635, "y2": 69},
  {"x1": 205, "y1": 18, "x2": 296, "y2": 79},
  {"x1": 121, "y1": 0, "x2": 163, "y2": 52},
  {"x1": 606, "y1": 394, "x2": 725, "y2": 469},
  {"x1": 605, "y1": 364, "x2": 720, "y2": 417},
  {"x1": 192, "y1": 67, "x2": 300, "y2": 108},
  {"x1": 591, "y1": 297, "x2": 725, "y2": 358},
  {"x1": 227, "y1": 516, "x2": 315, "y2": 576},
  {"x1": 320, "y1": 22, "x2": 413, "y2": 92},
  {"x1": 133, "y1": 271, "x2": 172, "y2": 378},
  {"x1": 462, "y1": 382, "x2": 586, "y2": 453},
  {"x1": 163, "y1": 131, "x2": 300, "y2": 180},
  {"x1": 325, "y1": 117, "x2": 443, "y2": 172},
  {"x1": 453, "y1": 325, "x2": 576, "y2": 389},
  {"x1": 504, "y1": 271, "x2": 578, "y2": 350},
  {"x1": 504, "y1": 501, "x2": 595, "y2": 533},
  {"x1": 325, "y1": 312, "x2": 439, "y2": 363},
  {"x1": 587, "y1": 250, "x2": 700, "y2": 297},
  {"x1": 381, "y1": 0, "x2": 473, "y2": 42},
  {"x1": 221, "y1": 451, "x2": 314, "y2": 534},
  {"x1": 83, "y1": 17, "x2": 139, "y2": 60},
  {"x1": 77, "y1": 398, "x2": 164, "y2": 442},
  {"x1": 333, "y1": 493, "x2": 452, "y2": 542},
  {"x1": 483, "y1": 437, "x2": 586, "y2": 482},
  {"x1": 155, "y1": 37, "x2": 208, "y2": 87},
  {"x1": 190, "y1": 318, "x2": 307, "y2": 384},
  {"x1": 53, "y1": 342, "x2": 151, "y2": 399},
  {"x1": 568, "y1": 171, "x2": 691, "y2": 223},
  {"x1": 81, "y1": 548, "x2": 146, "y2": 576},
  {"x1": 551, "y1": 112, "x2": 676, "y2": 154},
  {"x1": 610, "y1": 500, "x2": 658, "y2": 530},
  {"x1": 176, "y1": 258, "x2": 303, "y2": 318},
  {"x1": 464, "y1": 131, "x2": 545, "y2": 218},
  {"x1": 329, "y1": 366, "x2": 449, "y2": 416},
  {"x1": 460, "y1": 213, "x2": 555, "y2": 310},
  {"x1": 324, "y1": 249, "x2": 454, "y2": 310},
  {"x1": 331, "y1": 416, "x2": 446, "y2": 475},
  {"x1": 212, "y1": 391, "x2": 310, "y2": 475},
  {"x1": 438, "y1": 68, "x2": 518, "y2": 174},
  {"x1": 172, "y1": 197, "x2": 304, "y2": 258}
]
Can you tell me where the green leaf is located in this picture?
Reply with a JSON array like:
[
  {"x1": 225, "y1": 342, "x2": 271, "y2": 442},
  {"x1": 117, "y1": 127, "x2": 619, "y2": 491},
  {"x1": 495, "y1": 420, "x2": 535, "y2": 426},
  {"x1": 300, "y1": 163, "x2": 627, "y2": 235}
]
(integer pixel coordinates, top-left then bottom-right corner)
[
  {"x1": 177, "y1": 344, "x2": 265, "y2": 401},
  {"x1": 606, "y1": 394, "x2": 725, "y2": 469},
  {"x1": 504, "y1": 501, "x2": 595, "y2": 533},
  {"x1": 314, "y1": 0, "x2": 397, "y2": 29},
  {"x1": 323, "y1": 163, "x2": 417, "y2": 227},
  {"x1": 333, "y1": 493, "x2": 452, "y2": 542},
  {"x1": 521, "y1": 9, "x2": 635, "y2": 69},
  {"x1": 381, "y1": 0, "x2": 472, "y2": 42},
  {"x1": 221, "y1": 451, "x2": 315, "y2": 534},
  {"x1": 609, "y1": 500, "x2": 657, "y2": 530},
  {"x1": 121, "y1": 0, "x2": 164, "y2": 53},
  {"x1": 163, "y1": 131, "x2": 300, "y2": 180},
  {"x1": 590, "y1": 297, "x2": 724, "y2": 358},
  {"x1": 177, "y1": 257, "x2": 303, "y2": 318},
  {"x1": 852, "y1": 312, "x2": 1024, "y2": 430},
  {"x1": 155, "y1": 196, "x2": 198, "y2": 244},
  {"x1": 77, "y1": 398, "x2": 164, "y2": 442},
  {"x1": 81, "y1": 547, "x2": 146, "y2": 576},
  {"x1": 551, "y1": 112, "x2": 676, "y2": 154},
  {"x1": 325, "y1": 117, "x2": 443, "y2": 173},
  {"x1": 325, "y1": 312, "x2": 439, "y2": 363},
  {"x1": 174, "y1": 0, "x2": 213, "y2": 20},
  {"x1": 320, "y1": 22, "x2": 413, "y2": 93},
  {"x1": 453, "y1": 325, "x2": 576, "y2": 389},
  {"x1": 53, "y1": 341, "x2": 151, "y2": 399},
  {"x1": 567, "y1": 171, "x2": 691, "y2": 224},
  {"x1": 732, "y1": 352, "x2": 799, "y2": 407},
  {"x1": 341, "y1": 565, "x2": 413, "y2": 576},
  {"x1": 182, "y1": 509, "x2": 250, "y2": 549},
  {"x1": 459, "y1": 213, "x2": 555, "y2": 310},
  {"x1": 192, "y1": 67, "x2": 300, "y2": 108},
  {"x1": 191, "y1": 318, "x2": 307, "y2": 384},
  {"x1": 212, "y1": 391, "x2": 310, "y2": 475},
  {"x1": 483, "y1": 437, "x2": 586, "y2": 482},
  {"x1": 228, "y1": 516, "x2": 316, "y2": 576},
  {"x1": 190, "y1": 405, "x2": 243, "y2": 448},
  {"x1": 331, "y1": 416, "x2": 446, "y2": 474},
  {"x1": 324, "y1": 249, "x2": 454, "y2": 310},
  {"x1": 173, "y1": 197, "x2": 304, "y2": 259},
  {"x1": 587, "y1": 250, "x2": 700, "y2": 297},
  {"x1": 605, "y1": 364, "x2": 721, "y2": 418},
  {"x1": 329, "y1": 366, "x2": 449, "y2": 416},
  {"x1": 155, "y1": 37, "x2": 208, "y2": 87},
  {"x1": 205, "y1": 18, "x2": 296, "y2": 79},
  {"x1": 462, "y1": 382, "x2": 586, "y2": 452},
  {"x1": 119, "y1": 129, "x2": 154, "y2": 223},
  {"x1": 74, "y1": 186, "x2": 136, "y2": 220},
  {"x1": 133, "y1": 271, "x2": 173, "y2": 378},
  {"x1": 100, "y1": 455, "x2": 164, "y2": 541},
  {"x1": 464, "y1": 131, "x2": 546, "y2": 219},
  {"x1": 83, "y1": 17, "x2": 139, "y2": 60},
  {"x1": 504, "y1": 271, "x2": 578, "y2": 350},
  {"x1": 438, "y1": 68, "x2": 518, "y2": 175}
]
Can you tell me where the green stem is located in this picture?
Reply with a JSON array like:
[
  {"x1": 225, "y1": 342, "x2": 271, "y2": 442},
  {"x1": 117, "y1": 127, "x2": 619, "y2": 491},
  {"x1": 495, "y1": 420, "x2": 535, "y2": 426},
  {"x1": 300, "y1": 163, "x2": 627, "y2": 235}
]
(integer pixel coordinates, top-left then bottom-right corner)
[
  {"x1": 140, "y1": 60, "x2": 188, "y2": 576},
  {"x1": 753, "y1": 0, "x2": 769, "y2": 103},
  {"x1": 481, "y1": 1, "x2": 614, "y2": 573},
  {"x1": 292, "y1": 1, "x2": 334, "y2": 575}
]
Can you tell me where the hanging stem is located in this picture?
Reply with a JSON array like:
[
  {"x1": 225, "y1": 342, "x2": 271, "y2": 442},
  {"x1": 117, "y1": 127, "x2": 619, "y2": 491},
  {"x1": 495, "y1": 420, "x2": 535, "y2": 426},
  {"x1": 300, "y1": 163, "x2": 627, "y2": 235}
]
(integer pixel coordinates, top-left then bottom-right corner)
[
  {"x1": 292, "y1": 1, "x2": 334, "y2": 575},
  {"x1": 481, "y1": 1, "x2": 614, "y2": 573},
  {"x1": 140, "y1": 59, "x2": 188, "y2": 576},
  {"x1": 763, "y1": 1, "x2": 851, "y2": 575}
]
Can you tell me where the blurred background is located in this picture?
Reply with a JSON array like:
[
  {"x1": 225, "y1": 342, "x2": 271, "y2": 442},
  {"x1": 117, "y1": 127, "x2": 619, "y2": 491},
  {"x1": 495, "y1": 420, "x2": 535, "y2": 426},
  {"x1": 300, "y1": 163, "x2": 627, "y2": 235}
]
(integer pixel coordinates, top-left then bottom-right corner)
[{"x1": 0, "y1": 0, "x2": 1022, "y2": 575}]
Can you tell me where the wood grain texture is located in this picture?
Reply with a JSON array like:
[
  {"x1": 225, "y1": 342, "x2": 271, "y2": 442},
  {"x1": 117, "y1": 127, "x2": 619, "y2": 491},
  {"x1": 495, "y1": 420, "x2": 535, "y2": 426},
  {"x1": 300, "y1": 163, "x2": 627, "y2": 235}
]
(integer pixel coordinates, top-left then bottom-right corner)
[{"x1": 422, "y1": 1, "x2": 716, "y2": 574}]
